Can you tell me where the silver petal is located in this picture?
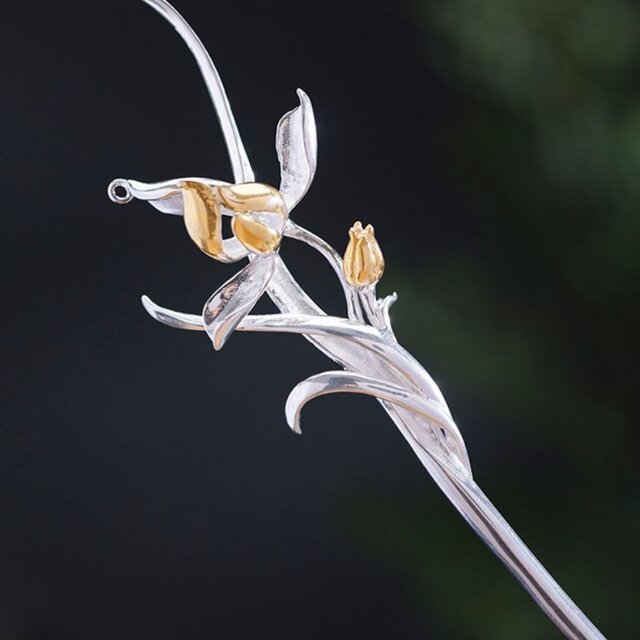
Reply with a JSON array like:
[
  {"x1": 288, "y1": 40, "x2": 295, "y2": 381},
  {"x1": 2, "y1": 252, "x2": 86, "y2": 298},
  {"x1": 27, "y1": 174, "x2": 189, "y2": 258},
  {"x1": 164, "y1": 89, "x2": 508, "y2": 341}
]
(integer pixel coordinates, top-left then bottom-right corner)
[
  {"x1": 108, "y1": 177, "x2": 229, "y2": 215},
  {"x1": 203, "y1": 254, "x2": 277, "y2": 350},
  {"x1": 276, "y1": 89, "x2": 318, "y2": 211},
  {"x1": 141, "y1": 295, "x2": 205, "y2": 331}
]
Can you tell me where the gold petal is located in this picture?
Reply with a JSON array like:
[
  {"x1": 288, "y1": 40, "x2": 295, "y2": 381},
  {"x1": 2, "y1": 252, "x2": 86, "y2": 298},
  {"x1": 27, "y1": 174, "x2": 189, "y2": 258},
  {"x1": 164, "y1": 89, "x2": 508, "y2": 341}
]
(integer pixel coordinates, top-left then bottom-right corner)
[
  {"x1": 232, "y1": 213, "x2": 282, "y2": 254},
  {"x1": 218, "y1": 183, "x2": 286, "y2": 216},
  {"x1": 182, "y1": 181, "x2": 224, "y2": 259}
]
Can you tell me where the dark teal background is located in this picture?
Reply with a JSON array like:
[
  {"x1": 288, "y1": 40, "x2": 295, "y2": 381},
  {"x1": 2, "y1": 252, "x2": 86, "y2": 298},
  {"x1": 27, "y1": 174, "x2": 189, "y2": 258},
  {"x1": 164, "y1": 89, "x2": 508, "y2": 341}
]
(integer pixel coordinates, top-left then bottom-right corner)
[{"x1": 0, "y1": 1, "x2": 637, "y2": 638}]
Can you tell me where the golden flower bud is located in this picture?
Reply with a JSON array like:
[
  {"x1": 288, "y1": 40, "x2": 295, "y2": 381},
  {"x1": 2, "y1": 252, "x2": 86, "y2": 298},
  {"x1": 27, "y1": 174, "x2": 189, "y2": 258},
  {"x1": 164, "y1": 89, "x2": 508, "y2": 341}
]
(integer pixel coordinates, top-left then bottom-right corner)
[{"x1": 343, "y1": 221, "x2": 385, "y2": 288}]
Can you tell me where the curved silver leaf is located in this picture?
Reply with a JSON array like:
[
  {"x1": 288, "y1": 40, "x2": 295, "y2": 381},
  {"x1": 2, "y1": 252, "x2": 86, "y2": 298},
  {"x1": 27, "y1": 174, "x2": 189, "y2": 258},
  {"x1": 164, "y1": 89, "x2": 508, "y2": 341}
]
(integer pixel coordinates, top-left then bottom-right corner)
[
  {"x1": 236, "y1": 313, "x2": 449, "y2": 407},
  {"x1": 285, "y1": 371, "x2": 471, "y2": 474},
  {"x1": 203, "y1": 254, "x2": 277, "y2": 350},
  {"x1": 276, "y1": 89, "x2": 318, "y2": 211},
  {"x1": 137, "y1": 299, "x2": 448, "y2": 411}
]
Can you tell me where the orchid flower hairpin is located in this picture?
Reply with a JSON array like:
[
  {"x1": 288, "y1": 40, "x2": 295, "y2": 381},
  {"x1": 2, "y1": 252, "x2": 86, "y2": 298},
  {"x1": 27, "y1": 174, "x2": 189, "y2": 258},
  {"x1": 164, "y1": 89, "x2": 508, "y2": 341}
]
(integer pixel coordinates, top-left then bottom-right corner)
[{"x1": 108, "y1": 2, "x2": 606, "y2": 639}]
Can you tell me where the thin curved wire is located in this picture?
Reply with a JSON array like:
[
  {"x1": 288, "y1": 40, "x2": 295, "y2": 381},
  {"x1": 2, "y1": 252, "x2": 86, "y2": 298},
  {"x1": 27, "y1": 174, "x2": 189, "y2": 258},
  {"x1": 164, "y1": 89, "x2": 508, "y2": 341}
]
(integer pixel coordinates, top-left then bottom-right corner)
[
  {"x1": 285, "y1": 221, "x2": 364, "y2": 322},
  {"x1": 142, "y1": 0, "x2": 254, "y2": 183}
]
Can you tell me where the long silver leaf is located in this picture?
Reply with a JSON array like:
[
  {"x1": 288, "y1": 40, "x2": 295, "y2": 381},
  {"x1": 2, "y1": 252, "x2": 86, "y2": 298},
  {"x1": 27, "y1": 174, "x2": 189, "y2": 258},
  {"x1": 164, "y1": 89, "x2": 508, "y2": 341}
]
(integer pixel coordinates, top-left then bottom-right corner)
[
  {"x1": 138, "y1": 300, "x2": 449, "y2": 412},
  {"x1": 237, "y1": 314, "x2": 449, "y2": 408}
]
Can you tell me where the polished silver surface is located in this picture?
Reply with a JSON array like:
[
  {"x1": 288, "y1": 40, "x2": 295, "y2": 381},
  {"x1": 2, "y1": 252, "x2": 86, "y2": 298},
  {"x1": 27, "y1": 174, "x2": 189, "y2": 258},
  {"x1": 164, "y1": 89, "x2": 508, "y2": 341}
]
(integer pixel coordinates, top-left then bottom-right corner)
[
  {"x1": 203, "y1": 253, "x2": 277, "y2": 350},
  {"x1": 276, "y1": 89, "x2": 318, "y2": 210},
  {"x1": 109, "y1": 2, "x2": 607, "y2": 638},
  {"x1": 139, "y1": 0, "x2": 253, "y2": 183}
]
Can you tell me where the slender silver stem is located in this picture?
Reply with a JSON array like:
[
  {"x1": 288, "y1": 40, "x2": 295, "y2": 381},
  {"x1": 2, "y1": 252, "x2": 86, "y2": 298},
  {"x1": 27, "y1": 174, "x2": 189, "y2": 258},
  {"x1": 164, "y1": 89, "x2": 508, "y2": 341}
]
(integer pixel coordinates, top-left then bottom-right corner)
[
  {"x1": 142, "y1": 0, "x2": 254, "y2": 183},
  {"x1": 399, "y1": 432, "x2": 606, "y2": 640},
  {"x1": 125, "y1": 3, "x2": 608, "y2": 638},
  {"x1": 285, "y1": 221, "x2": 364, "y2": 322},
  {"x1": 358, "y1": 285, "x2": 391, "y2": 333}
]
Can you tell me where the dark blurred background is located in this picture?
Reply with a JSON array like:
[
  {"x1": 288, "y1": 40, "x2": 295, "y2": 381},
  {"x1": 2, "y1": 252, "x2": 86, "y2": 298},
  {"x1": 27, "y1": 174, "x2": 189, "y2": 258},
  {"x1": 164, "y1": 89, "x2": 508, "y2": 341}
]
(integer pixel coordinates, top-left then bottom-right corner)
[{"x1": 1, "y1": 0, "x2": 638, "y2": 638}]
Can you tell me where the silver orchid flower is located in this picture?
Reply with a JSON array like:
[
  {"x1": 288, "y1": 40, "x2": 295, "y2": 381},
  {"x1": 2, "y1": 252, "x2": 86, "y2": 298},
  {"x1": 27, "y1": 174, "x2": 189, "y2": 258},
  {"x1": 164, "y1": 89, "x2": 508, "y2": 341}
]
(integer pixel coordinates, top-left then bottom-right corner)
[{"x1": 109, "y1": 90, "x2": 317, "y2": 351}]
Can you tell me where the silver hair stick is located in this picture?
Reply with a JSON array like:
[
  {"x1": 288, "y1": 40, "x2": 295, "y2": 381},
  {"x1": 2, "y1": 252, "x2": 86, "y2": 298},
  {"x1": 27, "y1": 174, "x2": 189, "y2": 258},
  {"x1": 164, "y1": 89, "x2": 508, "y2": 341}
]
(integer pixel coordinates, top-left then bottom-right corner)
[{"x1": 108, "y1": 2, "x2": 606, "y2": 638}]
